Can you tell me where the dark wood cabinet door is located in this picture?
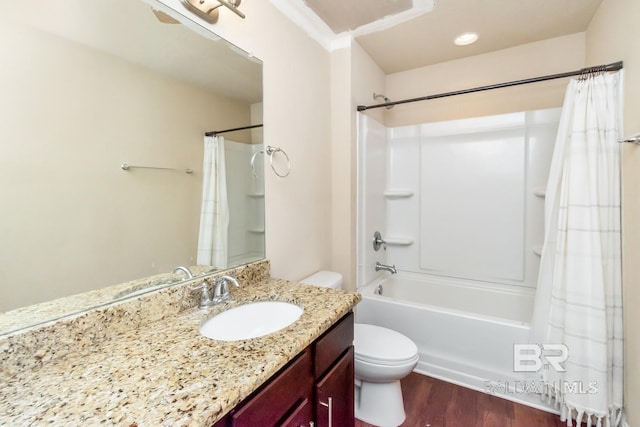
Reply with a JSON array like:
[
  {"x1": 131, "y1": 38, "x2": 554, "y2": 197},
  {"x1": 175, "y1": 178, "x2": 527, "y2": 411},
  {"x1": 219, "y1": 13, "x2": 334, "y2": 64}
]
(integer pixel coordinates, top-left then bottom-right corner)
[
  {"x1": 231, "y1": 349, "x2": 313, "y2": 427},
  {"x1": 315, "y1": 346, "x2": 354, "y2": 427}
]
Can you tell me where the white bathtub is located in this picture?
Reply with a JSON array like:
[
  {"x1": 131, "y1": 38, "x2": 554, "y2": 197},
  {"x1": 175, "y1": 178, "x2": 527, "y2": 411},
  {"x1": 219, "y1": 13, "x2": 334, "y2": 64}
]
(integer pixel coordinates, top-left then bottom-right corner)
[{"x1": 355, "y1": 274, "x2": 555, "y2": 412}]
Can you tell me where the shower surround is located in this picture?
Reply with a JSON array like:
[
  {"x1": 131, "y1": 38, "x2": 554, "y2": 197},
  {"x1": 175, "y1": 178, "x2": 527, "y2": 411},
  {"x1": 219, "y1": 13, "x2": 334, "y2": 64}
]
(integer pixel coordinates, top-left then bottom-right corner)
[{"x1": 356, "y1": 108, "x2": 561, "y2": 410}]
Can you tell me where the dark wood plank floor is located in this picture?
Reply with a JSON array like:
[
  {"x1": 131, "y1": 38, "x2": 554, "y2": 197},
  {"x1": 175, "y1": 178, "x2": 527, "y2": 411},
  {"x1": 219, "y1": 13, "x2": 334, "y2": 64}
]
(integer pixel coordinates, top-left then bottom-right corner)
[{"x1": 355, "y1": 373, "x2": 567, "y2": 427}]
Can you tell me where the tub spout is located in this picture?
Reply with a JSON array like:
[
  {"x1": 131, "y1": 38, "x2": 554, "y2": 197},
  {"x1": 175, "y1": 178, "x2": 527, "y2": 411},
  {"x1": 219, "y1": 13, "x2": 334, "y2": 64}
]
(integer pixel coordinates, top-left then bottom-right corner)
[{"x1": 375, "y1": 262, "x2": 397, "y2": 274}]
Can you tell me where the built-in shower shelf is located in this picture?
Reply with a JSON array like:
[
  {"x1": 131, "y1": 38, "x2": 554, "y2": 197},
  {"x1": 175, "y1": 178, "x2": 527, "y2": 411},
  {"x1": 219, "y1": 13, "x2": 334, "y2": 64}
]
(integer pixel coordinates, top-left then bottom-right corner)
[
  {"x1": 248, "y1": 228, "x2": 265, "y2": 234},
  {"x1": 533, "y1": 187, "x2": 546, "y2": 198},
  {"x1": 532, "y1": 246, "x2": 542, "y2": 256},
  {"x1": 383, "y1": 189, "x2": 414, "y2": 198},
  {"x1": 247, "y1": 192, "x2": 265, "y2": 198},
  {"x1": 385, "y1": 237, "x2": 414, "y2": 246}
]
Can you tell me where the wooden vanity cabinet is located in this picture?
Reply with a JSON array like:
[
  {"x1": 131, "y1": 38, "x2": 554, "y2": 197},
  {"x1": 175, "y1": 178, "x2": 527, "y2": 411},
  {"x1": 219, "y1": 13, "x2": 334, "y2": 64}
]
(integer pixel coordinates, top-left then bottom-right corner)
[
  {"x1": 314, "y1": 313, "x2": 355, "y2": 427},
  {"x1": 211, "y1": 312, "x2": 354, "y2": 427},
  {"x1": 229, "y1": 349, "x2": 313, "y2": 427}
]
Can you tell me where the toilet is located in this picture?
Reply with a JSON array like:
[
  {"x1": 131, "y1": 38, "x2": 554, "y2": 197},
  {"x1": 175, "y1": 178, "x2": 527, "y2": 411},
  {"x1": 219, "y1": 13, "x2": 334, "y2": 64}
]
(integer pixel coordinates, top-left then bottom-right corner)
[{"x1": 301, "y1": 271, "x2": 419, "y2": 427}]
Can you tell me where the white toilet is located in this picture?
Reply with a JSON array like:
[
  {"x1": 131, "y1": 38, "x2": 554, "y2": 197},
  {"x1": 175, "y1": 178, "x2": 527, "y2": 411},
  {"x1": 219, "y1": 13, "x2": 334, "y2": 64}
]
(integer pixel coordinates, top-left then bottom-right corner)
[{"x1": 301, "y1": 271, "x2": 419, "y2": 427}]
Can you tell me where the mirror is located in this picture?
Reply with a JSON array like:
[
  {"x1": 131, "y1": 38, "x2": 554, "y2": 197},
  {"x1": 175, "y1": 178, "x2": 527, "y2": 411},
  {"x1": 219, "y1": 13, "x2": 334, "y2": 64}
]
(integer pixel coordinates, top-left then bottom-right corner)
[{"x1": 0, "y1": 0, "x2": 264, "y2": 334}]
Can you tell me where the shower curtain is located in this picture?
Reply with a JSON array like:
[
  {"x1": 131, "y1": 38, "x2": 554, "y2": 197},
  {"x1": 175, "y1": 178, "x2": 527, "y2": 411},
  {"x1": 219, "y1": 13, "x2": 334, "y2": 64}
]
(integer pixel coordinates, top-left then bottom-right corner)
[
  {"x1": 530, "y1": 71, "x2": 624, "y2": 426},
  {"x1": 197, "y1": 135, "x2": 229, "y2": 268}
]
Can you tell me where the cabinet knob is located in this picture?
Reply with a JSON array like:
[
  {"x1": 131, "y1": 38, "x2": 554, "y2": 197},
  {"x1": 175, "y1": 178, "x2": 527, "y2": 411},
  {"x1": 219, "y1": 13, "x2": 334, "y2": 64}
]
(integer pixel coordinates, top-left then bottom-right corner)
[{"x1": 319, "y1": 397, "x2": 333, "y2": 427}]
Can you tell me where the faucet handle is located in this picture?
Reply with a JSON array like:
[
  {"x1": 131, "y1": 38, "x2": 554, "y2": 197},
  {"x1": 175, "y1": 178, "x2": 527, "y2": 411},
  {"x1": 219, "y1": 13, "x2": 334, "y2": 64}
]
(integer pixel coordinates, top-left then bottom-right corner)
[
  {"x1": 189, "y1": 279, "x2": 213, "y2": 310},
  {"x1": 373, "y1": 231, "x2": 387, "y2": 251}
]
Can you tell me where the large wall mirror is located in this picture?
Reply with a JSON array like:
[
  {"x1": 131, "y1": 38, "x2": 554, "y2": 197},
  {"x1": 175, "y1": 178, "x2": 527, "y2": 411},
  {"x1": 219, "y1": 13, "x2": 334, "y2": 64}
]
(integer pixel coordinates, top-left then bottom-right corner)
[{"x1": 0, "y1": 0, "x2": 264, "y2": 334}]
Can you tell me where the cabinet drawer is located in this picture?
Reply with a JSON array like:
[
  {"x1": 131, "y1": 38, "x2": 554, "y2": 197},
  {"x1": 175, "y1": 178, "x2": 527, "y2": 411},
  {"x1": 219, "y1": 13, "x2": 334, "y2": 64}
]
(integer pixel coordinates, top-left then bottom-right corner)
[
  {"x1": 231, "y1": 348, "x2": 313, "y2": 427},
  {"x1": 314, "y1": 312, "x2": 354, "y2": 378},
  {"x1": 280, "y1": 398, "x2": 313, "y2": 427}
]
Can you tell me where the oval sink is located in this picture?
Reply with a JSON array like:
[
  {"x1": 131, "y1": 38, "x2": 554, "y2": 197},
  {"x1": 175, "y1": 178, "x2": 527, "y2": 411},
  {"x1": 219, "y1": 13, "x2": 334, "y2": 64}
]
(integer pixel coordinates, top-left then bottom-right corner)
[{"x1": 200, "y1": 301, "x2": 303, "y2": 341}]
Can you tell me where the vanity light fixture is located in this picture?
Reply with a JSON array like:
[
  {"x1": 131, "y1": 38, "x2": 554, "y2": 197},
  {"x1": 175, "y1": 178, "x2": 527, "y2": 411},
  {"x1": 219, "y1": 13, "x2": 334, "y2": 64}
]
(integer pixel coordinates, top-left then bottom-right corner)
[
  {"x1": 454, "y1": 32, "x2": 479, "y2": 46},
  {"x1": 182, "y1": 0, "x2": 245, "y2": 24}
]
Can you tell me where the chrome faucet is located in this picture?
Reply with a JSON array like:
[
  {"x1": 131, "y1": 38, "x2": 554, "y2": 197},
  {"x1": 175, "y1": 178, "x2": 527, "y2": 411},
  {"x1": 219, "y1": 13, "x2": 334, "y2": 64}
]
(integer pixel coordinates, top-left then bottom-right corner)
[
  {"x1": 173, "y1": 266, "x2": 194, "y2": 280},
  {"x1": 212, "y1": 275, "x2": 240, "y2": 303},
  {"x1": 189, "y1": 275, "x2": 240, "y2": 310},
  {"x1": 375, "y1": 261, "x2": 397, "y2": 274}
]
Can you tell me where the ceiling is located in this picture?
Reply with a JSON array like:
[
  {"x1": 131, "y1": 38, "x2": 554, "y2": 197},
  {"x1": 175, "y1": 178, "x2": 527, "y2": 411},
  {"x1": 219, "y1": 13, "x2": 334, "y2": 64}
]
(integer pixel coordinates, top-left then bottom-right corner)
[{"x1": 287, "y1": 0, "x2": 603, "y2": 74}]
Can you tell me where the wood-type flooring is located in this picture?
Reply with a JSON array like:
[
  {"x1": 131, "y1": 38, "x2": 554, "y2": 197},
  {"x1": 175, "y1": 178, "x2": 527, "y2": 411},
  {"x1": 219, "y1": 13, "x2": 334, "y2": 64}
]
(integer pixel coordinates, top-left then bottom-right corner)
[{"x1": 354, "y1": 373, "x2": 569, "y2": 427}]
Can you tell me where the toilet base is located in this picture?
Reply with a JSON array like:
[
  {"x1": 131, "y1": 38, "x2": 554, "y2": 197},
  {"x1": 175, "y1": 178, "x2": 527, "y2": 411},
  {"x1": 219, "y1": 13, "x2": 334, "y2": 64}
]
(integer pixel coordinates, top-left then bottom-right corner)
[{"x1": 355, "y1": 379, "x2": 406, "y2": 427}]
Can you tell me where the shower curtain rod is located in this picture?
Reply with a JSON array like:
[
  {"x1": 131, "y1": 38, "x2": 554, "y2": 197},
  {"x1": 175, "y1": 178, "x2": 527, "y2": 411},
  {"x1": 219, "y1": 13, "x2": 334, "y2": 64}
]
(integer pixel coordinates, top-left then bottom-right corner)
[
  {"x1": 356, "y1": 61, "x2": 623, "y2": 112},
  {"x1": 205, "y1": 123, "x2": 263, "y2": 137}
]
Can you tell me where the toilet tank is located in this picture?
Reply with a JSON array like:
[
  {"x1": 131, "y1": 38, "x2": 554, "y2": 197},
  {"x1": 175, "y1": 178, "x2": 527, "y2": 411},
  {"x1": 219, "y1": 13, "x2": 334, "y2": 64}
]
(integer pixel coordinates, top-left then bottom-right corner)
[{"x1": 301, "y1": 271, "x2": 343, "y2": 289}]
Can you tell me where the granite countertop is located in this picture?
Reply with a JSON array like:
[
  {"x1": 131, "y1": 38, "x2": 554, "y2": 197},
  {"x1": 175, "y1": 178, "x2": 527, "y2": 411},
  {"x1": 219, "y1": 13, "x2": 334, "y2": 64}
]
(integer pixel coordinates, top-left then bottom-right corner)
[{"x1": 0, "y1": 277, "x2": 361, "y2": 426}]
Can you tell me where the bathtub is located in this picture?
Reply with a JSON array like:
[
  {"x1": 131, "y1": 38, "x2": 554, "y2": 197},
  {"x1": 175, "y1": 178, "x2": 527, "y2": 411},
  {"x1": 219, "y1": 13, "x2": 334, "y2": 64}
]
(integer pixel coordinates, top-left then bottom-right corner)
[{"x1": 355, "y1": 273, "x2": 555, "y2": 412}]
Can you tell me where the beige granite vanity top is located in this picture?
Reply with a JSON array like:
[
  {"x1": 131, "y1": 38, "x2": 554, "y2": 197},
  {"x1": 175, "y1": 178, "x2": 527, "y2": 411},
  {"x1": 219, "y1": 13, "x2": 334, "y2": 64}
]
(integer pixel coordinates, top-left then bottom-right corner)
[{"x1": 0, "y1": 271, "x2": 361, "y2": 426}]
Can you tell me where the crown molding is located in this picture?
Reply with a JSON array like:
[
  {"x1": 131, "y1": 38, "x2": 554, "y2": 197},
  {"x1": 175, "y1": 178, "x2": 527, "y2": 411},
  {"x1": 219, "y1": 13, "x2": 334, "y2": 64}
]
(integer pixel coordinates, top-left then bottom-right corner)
[
  {"x1": 270, "y1": 0, "x2": 435, "y2": 52},
  {"x1": 269, "y1": 0, "x2": 344, "y2": 51}
]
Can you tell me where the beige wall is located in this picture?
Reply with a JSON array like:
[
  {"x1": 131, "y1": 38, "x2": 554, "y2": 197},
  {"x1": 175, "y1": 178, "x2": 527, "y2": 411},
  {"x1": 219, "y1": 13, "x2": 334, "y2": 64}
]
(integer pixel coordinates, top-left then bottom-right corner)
[
  {"x1": 327, "y1": 42, "x2": 386, "y2": 291},
  {"x1": 0, "y1": 21, "x2": 250, "y2": 310},
  {"x1": 384, "y1": 33, "x2": 585, "y2": 127},
  {"x1": 351, "y1": 42, "x2": 387, "y2": 126},
  {"x1": 586, "y1": 0, "x2": 640, "y2": 419},
  {"x1": 329, "y1": 47, "x2": 354, "y2": 289}
]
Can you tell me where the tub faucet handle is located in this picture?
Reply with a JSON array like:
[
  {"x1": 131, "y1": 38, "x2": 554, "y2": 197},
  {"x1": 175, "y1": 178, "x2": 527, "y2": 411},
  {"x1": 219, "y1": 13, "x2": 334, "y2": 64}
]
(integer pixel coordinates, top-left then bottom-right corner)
[{"x1": 373, "y1": 231, "x2": 387, "y2": 251}]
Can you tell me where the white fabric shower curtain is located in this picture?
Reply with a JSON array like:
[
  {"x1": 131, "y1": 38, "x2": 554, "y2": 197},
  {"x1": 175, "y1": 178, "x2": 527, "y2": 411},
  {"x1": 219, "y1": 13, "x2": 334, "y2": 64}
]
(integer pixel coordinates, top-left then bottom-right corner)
[
  {"x1": 530, "y1": 71, "x2": 624, "y2": 426},
  {"x1": 197, "y1": 135, "x2": 229, "y2": 268}
]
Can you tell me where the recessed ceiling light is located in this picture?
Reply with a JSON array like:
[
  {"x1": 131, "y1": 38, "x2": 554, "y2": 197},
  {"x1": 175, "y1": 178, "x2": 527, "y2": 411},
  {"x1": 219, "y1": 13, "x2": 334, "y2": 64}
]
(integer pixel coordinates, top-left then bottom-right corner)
[{"x1": 454, "y1": 32, "x2": 479, "y2": 46}]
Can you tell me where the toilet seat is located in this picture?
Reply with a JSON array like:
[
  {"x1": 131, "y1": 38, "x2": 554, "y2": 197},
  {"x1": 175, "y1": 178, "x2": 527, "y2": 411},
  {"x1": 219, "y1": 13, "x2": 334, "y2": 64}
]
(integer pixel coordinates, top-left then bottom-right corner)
[{"x1": 354, "y1": 323, "x2": 418, "y2": 366}]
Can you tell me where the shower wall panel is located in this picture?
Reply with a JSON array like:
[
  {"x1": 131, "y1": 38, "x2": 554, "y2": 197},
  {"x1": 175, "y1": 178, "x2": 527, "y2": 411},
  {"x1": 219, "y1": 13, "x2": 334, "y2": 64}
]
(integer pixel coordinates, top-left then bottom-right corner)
[
  {"x1": 385, "y1": 108, "x2": 561, "y2": 289},
  {"x1": 419, "y1": 128, "x2": 525, "y2": 282}
]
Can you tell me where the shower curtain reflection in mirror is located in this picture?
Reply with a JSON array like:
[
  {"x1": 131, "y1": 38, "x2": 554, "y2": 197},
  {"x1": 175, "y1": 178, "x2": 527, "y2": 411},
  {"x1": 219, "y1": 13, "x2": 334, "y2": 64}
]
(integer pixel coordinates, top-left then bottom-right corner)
[
  {"x1": 197, "y1": 135, "x2": 229, "y2": 268},
  {"x1": 197, "y1": 135, "x2": 265, "y2": 269}
]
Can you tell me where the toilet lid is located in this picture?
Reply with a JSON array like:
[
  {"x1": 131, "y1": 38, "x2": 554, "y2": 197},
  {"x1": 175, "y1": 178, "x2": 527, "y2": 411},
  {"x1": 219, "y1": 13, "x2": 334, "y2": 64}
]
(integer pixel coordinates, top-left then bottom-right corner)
[{"x1": 354, "y1": 323, "x2": 418, "y2": 365}]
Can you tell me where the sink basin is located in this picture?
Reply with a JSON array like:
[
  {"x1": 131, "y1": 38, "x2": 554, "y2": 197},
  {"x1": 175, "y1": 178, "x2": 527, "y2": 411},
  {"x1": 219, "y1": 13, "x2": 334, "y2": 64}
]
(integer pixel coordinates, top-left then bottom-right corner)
[{"x1": 200, "y1": 301, "x2": 303, "y2": 341}]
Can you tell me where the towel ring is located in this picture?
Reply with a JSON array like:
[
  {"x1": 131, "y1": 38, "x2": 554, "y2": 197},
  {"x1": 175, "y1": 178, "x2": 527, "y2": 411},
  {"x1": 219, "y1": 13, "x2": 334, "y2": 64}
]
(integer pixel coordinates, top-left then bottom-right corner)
[{"x1": 266, "y1": 145, "x2": 291, "y2": 178}]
